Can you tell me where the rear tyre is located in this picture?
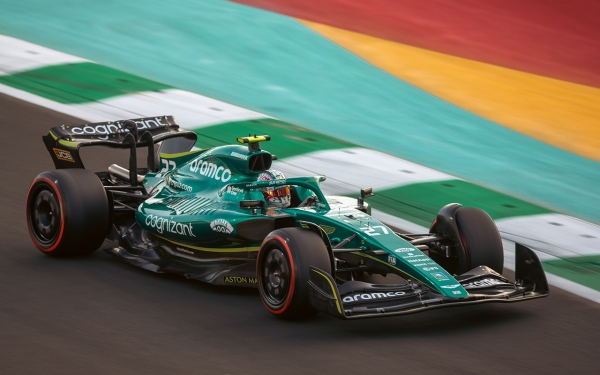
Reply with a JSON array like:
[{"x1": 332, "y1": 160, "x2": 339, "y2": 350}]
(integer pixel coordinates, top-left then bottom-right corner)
[
  {"x1": 26, "y1": 169, "x2": 110, "y2": 256},
  {"x1": 455, "y1": 207, "x2": 504, "y2": 274},
  {"x1": 257, "y1": 227, "x2": 331, "y2": 318}
]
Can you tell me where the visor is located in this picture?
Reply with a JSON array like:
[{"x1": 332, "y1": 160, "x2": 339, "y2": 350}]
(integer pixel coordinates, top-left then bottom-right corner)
[{"x1": 264, "y1": 186, "x2": 290, "y2": 198}]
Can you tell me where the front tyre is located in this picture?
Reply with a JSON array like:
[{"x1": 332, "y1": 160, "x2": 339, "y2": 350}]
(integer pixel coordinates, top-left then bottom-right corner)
[
  {"x1": 455, "y1": 207, "x2": 504, "y2": 275},
  {"x1": 26, "y1": 169, "x2": 110, "y2": 256},
  {"x1": 257, "y1": 227, "x2": 331, "y2": 319}
]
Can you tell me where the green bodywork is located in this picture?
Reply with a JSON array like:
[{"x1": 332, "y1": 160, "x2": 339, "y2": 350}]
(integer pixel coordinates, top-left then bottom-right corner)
[{"x1": 136, "y1": 143, "x2": 468, "y2": 298}]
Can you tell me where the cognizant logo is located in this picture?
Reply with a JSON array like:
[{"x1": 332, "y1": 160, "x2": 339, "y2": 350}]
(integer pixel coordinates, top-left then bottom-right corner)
[
  {"x1": 69, "y1": 117, "x2": 168, "y2": 140},
  {"x1": 189, "y1": 159, "x2": 232, "y2": 182},
  {"x1": 145, "y1": 215, "x2": 196, "y2": 237}
]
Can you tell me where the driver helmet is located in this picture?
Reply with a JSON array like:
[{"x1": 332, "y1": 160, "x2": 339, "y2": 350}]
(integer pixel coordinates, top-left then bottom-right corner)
[{"x1": 258, "y1": 169, "x2": 291, "y2": 208}]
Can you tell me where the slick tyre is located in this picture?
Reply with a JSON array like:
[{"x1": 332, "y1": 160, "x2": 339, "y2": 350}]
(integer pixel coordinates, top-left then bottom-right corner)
[
  {"x1": 455, "y1": 207, "x2": 504, "y2": 275},
  {"x1": 26, "y1": 169, "x2": 110, "y2": 256},
  {"x1": 257, "y1": 227, "x2": 331, "y2": 319}
]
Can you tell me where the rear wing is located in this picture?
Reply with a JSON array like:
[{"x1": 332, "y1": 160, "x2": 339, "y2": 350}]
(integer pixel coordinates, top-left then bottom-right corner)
[{"x1": 42, "y1": 116, "x2": 197, "y2": 181}]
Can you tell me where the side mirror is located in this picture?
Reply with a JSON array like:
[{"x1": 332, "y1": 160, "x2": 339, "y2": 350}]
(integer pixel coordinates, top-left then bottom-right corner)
[
  {"x1": 240, "y1": 200, "x2": 265, "y2": 215},
  {"x1": 361, "y1": 187, "x2": 374, "y2": 199}
]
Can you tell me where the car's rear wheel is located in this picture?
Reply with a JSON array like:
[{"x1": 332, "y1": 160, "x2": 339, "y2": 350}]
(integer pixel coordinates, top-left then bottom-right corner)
[
  {"x1": 257, "y1": 227, "x2": 331, "y2": 318},
  {"x1": 26, "y1": 169, "x2": 110, "y2": 256}
]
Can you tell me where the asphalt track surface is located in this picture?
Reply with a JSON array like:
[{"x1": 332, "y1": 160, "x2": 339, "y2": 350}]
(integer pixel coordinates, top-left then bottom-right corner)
[{"x1": 1, "y1": 93, "x2": 599, "y2": 374}]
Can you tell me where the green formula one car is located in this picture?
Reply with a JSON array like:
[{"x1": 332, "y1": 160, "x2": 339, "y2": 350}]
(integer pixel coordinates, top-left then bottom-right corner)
[{"x1": 26, "y1": 116, "x2": 549, "y2": 319}]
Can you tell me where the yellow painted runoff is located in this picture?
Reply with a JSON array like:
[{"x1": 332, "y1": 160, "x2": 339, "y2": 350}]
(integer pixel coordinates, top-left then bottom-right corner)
[{"x1": 301, "y1": 20, "x2": 600, "y2": 162}]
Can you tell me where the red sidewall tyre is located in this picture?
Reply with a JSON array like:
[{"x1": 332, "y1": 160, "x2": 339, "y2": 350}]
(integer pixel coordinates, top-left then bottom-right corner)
[
  {"x1": 26, "y1": 169, "x2": 110, "y2": 256},
  {"x1": 257, "y1": 227, "x2": 331, "y2": 319}
]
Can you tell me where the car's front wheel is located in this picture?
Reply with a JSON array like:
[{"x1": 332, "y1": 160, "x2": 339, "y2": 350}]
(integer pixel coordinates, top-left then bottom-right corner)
[
  {"x1": 257, "y1": 227, "x2": 331, "y2": 318},
  {"x1": 455, "y1": 207, "x2": 504, "y2": 274},
  {"x1": 430, "y1": 206, "x2": 504, "y2": 275}
]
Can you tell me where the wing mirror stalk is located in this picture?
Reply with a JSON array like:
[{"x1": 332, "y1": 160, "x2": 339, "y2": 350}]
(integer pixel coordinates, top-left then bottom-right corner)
[{"x1": 357, "y1": 187, "x2": 374, "y2": 213}]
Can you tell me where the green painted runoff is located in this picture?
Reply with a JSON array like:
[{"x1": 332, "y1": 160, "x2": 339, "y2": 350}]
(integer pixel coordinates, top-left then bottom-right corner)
[
  {"x1": 0, "y1": 63, "x2": 171, "y2": 104},
  {"x1": 194, "y1": 119, "x2": 356, "y2": 159},
  {"x1": 362, "y1": 180, "x2": 552, "y2": 227},
  {"x1": 543, "y1": 255, "x2": 600, "y2": 292}
]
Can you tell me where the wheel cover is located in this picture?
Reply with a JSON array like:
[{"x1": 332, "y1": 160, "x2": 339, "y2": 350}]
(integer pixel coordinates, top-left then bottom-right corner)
[
  {"x1": 261, "y1": 247, "x2": 290, "y2": 308},
  {"x1": 29, "y1": 188, "x2": 61, "y2": 245}
]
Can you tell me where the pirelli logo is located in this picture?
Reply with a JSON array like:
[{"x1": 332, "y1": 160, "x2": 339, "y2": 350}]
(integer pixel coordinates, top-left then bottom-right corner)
[{"x1": 53, "y1": 148, "x2": 75, "y2": 163}]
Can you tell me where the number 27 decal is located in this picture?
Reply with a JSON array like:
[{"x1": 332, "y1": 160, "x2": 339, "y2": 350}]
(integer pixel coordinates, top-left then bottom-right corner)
[{"x1": 359, "y1": 225, "x2": 389, "y2": 236}]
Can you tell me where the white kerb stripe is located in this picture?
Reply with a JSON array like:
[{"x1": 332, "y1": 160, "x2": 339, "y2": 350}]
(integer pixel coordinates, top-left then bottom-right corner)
[
  {"x1": 496, "y1": 213, "x2": 600, "y2": 258},
  {"x1": 0, "y1": 35, "x2": 87, "y2": 75},
  {"x1": 69, "y1": 89, "x2": 268, "y2": 127},
  {"x1": 274, "y1": 147, "x2": 454, "y2": 194},
  {"x1": 0, "y1": 82, "x2": 98, "y2": 121}
]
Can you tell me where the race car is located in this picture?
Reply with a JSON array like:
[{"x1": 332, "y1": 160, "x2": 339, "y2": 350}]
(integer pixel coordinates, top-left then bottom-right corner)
[{"x1": 26, "y1": 116, "x2": 549, "y2": 319}]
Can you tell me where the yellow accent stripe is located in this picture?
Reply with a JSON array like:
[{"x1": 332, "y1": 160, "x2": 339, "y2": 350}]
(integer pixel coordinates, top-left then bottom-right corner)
[
  {"x1": 159, "y1": 236, "x2": 259, "y2": 253},
  {"x1": 58, "y1": 139, "x2": 79, "y2": 148},
  {"x1": 159, "y1": 150, "x2": 204, "y2": 158},
  {"x1": 48, "y1": 131, "x2": 58, "y2": 140},
  {"x1": 311, "y1": 268, "x2": 342, "y2": 315},
  {"x1": 301, "y1": 20, "x2": 600, "y2": 162}
]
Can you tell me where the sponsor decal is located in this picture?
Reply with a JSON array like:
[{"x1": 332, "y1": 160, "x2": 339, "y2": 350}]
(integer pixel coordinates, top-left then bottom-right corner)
[
  {"x1": 176, "y1": 246, "x2": 194, "y2": 255},
  {"x1": 441, "y1": 284, "x2": 461, "y2": 289},
  {"x1": 224, "y1": 276, "x2": 257, "y2": 284},
  {"x1": 167, "y1": 177, "x2": 192, "y2": 192},
  {"x1": 226, "y1": 185, "x2": 244, "y2": 196},
  {"x1": 387, "y1": 255, "x2": 396, "y2": 265},
  {"x1": 230, "y1": 151, "x2": 248, "y2": 160},
  {"x1": 145, "y1": 215, "x2": 196, "y2": 237},
  {"x1": 452, "y1": 291, "x2": 462, "y2": 295},
  {"x1": 462, "y1": 278, "x2": 505, "y2": 288},
  {"x1": 359, "y1": 225, "x2": 389, "y2": 236},
  {"x1": 407, "y1": 258, "x2": 429, "y2": 263},
  {"x1": 423, "y1": 266, "x2": 439, "y2": 271},
  {"x1": 156, "y1": 159, "x2": 176, "y2": 178},
  {"x1": 69, "y1": 117, "x2": 168, "y2": 140},
  {"x1": 210, "y1": 219, "x2": 234, "y2": 234},
  {"x1": 189, "y1": 159, "x2": 232, "y2": 182},
  {"x1": 342, "y1": 291, "x2": 406, "y2": 304},
  {"x1": 268, "y1": 179, "x2": 286, "y2": 186},
  {"x1": 53, "y1": 148, "x2": 75, "y2": 162},
  {"x1": 394, "y1": 247, "x2": 414, "y2": 253},
  {"x1": 431, "y1": 272, "x2": 449, "y2": 281}
]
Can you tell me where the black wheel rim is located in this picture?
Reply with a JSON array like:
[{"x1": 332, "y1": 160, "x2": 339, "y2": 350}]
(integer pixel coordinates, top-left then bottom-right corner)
[
  {"x1": 261, "y1": 247, "x2": 290, "y2": 308},
  {"x1": 29, "y1": 187, "x2": 61, "y2": 246}
]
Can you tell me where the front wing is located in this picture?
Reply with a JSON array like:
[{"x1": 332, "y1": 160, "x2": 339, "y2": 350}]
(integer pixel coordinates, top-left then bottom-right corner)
[{"x1": 308, "y1": 244, "x2": 549, "y2": 319}]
